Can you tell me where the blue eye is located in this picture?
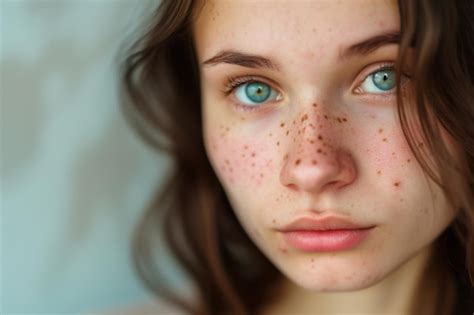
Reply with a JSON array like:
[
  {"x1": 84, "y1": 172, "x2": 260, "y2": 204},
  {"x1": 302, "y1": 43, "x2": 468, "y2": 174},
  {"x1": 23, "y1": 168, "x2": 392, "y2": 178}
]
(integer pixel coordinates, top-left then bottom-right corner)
[
  {"x1": 360, "y1": 68, "x2": 396, "y2": 93},
  {"x1": 234, "y1": 81, "x2": 280, "y2": 107}
]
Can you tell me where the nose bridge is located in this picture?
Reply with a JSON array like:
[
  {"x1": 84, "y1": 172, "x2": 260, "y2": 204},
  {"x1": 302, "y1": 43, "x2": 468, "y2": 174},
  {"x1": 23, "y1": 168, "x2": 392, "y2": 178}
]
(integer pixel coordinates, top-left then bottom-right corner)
[
  {"x1": 291, "y1": 105, "x2": 339, "y2": 162},
  {"x1": 280, "y1": 104, "x2": 356, "y2": 193}
]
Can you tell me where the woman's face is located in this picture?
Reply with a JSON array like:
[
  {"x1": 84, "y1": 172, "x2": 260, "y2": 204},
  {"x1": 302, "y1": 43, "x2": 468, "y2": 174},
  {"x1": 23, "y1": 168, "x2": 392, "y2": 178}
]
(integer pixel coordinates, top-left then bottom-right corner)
[{"x1": 193, "y1": 0, "x2": 458, "y2": 291}]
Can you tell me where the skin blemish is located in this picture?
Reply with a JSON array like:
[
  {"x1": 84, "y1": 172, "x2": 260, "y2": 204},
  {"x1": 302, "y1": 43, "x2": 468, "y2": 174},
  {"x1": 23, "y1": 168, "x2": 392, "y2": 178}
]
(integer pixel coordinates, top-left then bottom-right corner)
[
  {"x1": 337, "y1": 117, "x2": 343, "y2": 123},
  {"x1": 318, "y1": 135, "x2": 323, "y2": 140},
  {"x1": 309, "y1": 139, "x2": 315, "y2": 144},
  {"x1": 301, "y1": 114, "x2": 309, "y2": 122},
  {"x1": 280, "y1": 122, "x2": 285, "y2": 127},
  {"x1": 382, "y1": 138, "x2": 388, "y2": 142},
  {"x1": 407, "y1": 159, "x2": 411, "y2": 163},
  {"x1": 394, "y1": 181, "x2": 401, "y2": 187},
  {"x1": 342, "y1": 118, "x2": 347, "y2": 122},
  {"x1": 277, "y1": 141, "x2": 280, "y2": 146},
  {"x1": 312, "y1": 103, "x2": 318, "y2": 108},
  {"x1": 269, "y1": 133, "x2": 273, "y2": 137},
  {"x1": 378, "y1": 128, "x2": 384, "y2": 133},
  {"x1": 283, "y1": 154, "x2": 289, "y2": 160},
  {"x1": 377, "y1": 170, "x2": 382, "y2": 175},
  {"x1": 260, "y1": 173, "x2": 264, "y2": 178},
  {"x1": 317, "y1": 148, "x2": 322, "y2": 153},
  {"x1": 324, "y1": 115, "x2": 328, "y2": 120},
  {"x1": 244, "y1": 145, "x2": 248, "y2": 150},
  {"x1": 286, "y1": 130, "x2": 290, "y2": 136},
  {"x1": 295, "y1": 159, "x2": 302, "y2": 165},
  {"x1": 311, "y1": 160, "x2": 318, "y2": 165},
  {"x1": 251, "y1": 152, "x2": 256, "y2": 157}
]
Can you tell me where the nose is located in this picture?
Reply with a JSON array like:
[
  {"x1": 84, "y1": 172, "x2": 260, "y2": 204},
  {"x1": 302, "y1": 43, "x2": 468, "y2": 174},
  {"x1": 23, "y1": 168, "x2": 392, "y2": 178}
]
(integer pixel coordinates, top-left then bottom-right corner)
[{"x1": 279, "y1": 112, "x2": 357, "y2": 194}]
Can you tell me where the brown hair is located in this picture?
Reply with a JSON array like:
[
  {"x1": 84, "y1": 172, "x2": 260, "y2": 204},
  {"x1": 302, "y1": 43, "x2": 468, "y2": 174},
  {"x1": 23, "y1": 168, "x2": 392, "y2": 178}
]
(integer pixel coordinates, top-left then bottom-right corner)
[{"x1": 120, "y1": 0, "x2": 474, "y2": 314}]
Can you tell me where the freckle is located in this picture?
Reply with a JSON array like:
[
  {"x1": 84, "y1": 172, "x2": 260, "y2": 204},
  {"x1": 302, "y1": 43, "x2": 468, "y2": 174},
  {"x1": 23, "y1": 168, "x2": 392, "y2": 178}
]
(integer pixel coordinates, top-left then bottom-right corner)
[
  {"x1": 298, "y1": 130, "x2": 301, "y2": 135},
  {"x1": 337, "y1": 117, "x2": 342, "y2": 123},
  {"x1": 342, "y1": 118, "x2": 347, "y2": 122},
  {"x1": 293, "y1": 120, "x2": 296, "y2": 125},
  {"x1": 317, "y1": 148, "x2": 322, "y2": 153},
  {"x1": 283, "y1": 154, "x2": 289, "y2": 160},
  {"x1": 260, "y1": 173, "x2": 264, "y2": 178},
  {"x1": 277, "y1": 141, "x2": 280, "y2": 146},
  {"x1": 311, "y1": 160, "x2": 317, "y2": 165},
  {"x1": 240, "y1": 117, "x2": 245, "y2": 121},
  {"x1": 324, "y1": 115, "x2": 328, "y2": 120},
  {"x1": 318, "y1": 135, "x2": 323, "y2": 140},
  {"x1": 370, "y1": 114, "x2": 376, "y2": 119},
  {"x1": 310, "y1": 258, "x2": 314, "y2": 263},
  {"x1": 229, "y1": 168, "x2": 233, "y2": 173},
  {"x1": 309, "y1": 123, "x2": 314, "y2": 128},
  {"x1": 244, "y1": 145, "x2": 248, "y2": 150},
  {"x1": 295, "y1": 159, "x2": 301, "y2": 165},
  {"x1": 323, "y1": 152, "x2": 327, "y2": 155},
  {"x1": 378, "y1": 128, "x2": 383, "y2": 133},
  {"x1": 309, "y1": 140, "x2": 315, "y2": 144},
  {"x1": 392, "y1": 152, "x2": 395, "y2": 156},
  {"x1": 407, "y1": 159, "x2": 411, "y2": 163},
  {"x1": 251, "y1": 152, "x2": 256, "y2": 157},
  {"x1": 394, "y1": 181, "x2": 400, "y2": 187},
  {"x1": 252, "y1": 163, "x2": 255, "y2": 167},
  {"x1": 241, "y1": 154, "x2": 245, "y2": 157},
  {"x1": 225, "y1": 127, "x2": 230, "y2": 131},
  {"x1": 280, "y1": 122, "x2": 285, "y2": 127},
  {"x1": 303, "y1": 127, "x2": 306, "y2": 133},
  {"x1": 301, "y1": 114, "x2": 308, "y2": 122},
  {"x1": 272, "y1": 219, "x2": 276, "y2": 224},
  {"x1": 269, "y1": 133, "x2": 273, "y2": 137},
  {"x1": 286, "y1": 130, "x2": 290, "y2": 136},
  {"x1": 225, "y1": 159, "x2": 230, "y2": 164},
  {"x1": 377, "y1": 170, "x2": 381, "y2": 175},
  {"x1": 382, "y1": 138, "x2": 387, "y2": 142}
]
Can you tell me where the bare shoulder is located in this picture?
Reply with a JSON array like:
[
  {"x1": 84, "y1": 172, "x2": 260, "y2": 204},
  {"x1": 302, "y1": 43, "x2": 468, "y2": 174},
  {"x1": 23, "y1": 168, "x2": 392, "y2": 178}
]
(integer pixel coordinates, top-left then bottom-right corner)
[{"x1": 90, "y1": 298, "x2": 187, "y2": 315}]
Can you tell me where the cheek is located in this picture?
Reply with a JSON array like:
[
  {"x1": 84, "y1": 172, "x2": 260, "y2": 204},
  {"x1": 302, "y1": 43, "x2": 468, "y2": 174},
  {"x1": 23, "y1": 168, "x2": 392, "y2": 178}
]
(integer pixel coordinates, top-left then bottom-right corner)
[{"x1": 204, "y1": 123, "x2": 278, "y2": 187}]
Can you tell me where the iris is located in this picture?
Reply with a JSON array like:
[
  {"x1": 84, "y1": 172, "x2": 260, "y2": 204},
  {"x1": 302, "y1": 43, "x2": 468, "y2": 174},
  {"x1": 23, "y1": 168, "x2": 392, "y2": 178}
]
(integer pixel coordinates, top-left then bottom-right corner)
[
  {"x1": 372, "y1": 69, "x2": 395, "y2": 91},
  {"x1": 245, "y1": 82, "x2": 271, "y2": 103}
]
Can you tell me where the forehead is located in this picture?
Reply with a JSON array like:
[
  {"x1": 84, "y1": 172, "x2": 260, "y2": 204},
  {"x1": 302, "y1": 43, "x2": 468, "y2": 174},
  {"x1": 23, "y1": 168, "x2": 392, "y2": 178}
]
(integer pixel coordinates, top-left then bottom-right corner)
[{"x1": 193, "y1": 0, "x2": 399, "y2": 63}]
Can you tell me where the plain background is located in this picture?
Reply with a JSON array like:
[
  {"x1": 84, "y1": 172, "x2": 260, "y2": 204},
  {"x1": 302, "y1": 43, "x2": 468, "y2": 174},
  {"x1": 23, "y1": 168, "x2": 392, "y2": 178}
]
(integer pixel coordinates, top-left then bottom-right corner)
[{"x1": 0, "y1": 0, "x2": 181, "y2": 313}]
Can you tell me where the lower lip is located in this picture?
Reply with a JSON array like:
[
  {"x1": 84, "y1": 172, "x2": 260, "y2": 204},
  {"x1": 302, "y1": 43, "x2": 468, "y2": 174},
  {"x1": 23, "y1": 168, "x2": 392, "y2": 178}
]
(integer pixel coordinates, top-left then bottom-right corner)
[{"x1": 281, "y1": 227, "x2": 374, "y2": 252}]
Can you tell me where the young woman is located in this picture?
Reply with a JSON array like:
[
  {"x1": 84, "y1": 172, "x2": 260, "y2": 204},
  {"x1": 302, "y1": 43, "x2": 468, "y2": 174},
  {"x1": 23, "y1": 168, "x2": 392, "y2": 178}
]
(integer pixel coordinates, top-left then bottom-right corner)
[{"x1": 121, "y1": 0, "x2": 474, "y2": 314}]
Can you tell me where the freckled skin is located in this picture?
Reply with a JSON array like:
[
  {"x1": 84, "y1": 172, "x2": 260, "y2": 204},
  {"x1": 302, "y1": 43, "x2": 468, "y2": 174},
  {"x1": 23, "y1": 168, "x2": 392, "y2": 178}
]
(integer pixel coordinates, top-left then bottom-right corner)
[{"x1": 195, "y1": 0, "x2": 459, "y2": 303}]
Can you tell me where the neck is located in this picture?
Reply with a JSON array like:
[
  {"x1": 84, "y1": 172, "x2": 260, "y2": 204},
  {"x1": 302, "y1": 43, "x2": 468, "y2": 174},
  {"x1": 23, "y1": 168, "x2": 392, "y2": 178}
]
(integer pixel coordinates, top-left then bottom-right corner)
[{"x1": 262, "y1": 244, "x2": 436, "y2": 315}]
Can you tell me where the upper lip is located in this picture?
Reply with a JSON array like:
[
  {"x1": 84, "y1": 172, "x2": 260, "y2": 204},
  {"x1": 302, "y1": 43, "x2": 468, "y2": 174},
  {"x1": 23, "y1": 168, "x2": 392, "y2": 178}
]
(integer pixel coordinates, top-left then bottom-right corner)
[{"x1": 278, "y1": 216, "x2": 374, "y2": 232}]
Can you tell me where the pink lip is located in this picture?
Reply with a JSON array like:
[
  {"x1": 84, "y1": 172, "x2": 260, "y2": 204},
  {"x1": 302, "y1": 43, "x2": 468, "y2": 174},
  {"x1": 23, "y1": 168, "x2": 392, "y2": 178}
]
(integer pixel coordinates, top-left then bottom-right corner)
[{"x1": 277, "y1": 216, "x2": 375, "y2": 252}]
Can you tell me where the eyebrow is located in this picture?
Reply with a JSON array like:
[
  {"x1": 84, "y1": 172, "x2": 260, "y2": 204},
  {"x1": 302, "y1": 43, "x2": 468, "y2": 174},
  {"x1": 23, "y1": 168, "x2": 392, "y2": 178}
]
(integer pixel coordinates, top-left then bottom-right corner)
[{"x1": 201, "y1": 30, "x2": 400, "y2": 71}]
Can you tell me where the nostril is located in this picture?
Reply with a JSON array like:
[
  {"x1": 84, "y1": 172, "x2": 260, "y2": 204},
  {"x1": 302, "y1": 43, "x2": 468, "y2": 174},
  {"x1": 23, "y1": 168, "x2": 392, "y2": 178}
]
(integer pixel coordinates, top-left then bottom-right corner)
[{"x1": 287, "y1": 183, "x2": 298, "y2": 190}]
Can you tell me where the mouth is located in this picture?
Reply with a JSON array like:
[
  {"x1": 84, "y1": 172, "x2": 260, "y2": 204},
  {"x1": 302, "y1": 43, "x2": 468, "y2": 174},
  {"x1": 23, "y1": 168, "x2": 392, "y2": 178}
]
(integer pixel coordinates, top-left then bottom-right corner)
[{"x1": 277, "y1": 216, "x2": 376, "y2": 252}]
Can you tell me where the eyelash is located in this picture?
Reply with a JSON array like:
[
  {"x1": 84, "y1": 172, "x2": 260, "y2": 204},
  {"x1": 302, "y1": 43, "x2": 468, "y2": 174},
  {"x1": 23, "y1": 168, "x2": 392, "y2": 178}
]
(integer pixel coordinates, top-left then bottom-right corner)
[{"x1": 221, "y1": 62, "x2": 409, "y2": 113}]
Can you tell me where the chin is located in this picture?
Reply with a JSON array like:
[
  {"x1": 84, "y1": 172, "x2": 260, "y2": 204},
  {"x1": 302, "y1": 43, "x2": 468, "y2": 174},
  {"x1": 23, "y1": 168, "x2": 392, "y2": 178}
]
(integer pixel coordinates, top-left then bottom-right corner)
[{"x1": 278, "y1": 256, "x2": 386, "y2": 292}]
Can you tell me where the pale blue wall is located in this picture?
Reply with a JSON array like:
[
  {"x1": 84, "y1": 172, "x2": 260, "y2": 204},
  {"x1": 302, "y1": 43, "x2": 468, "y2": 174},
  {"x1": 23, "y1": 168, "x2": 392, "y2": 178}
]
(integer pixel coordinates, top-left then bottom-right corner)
[{"x1": 0, "y1": 0, "x2": 174, "y2": 313}]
